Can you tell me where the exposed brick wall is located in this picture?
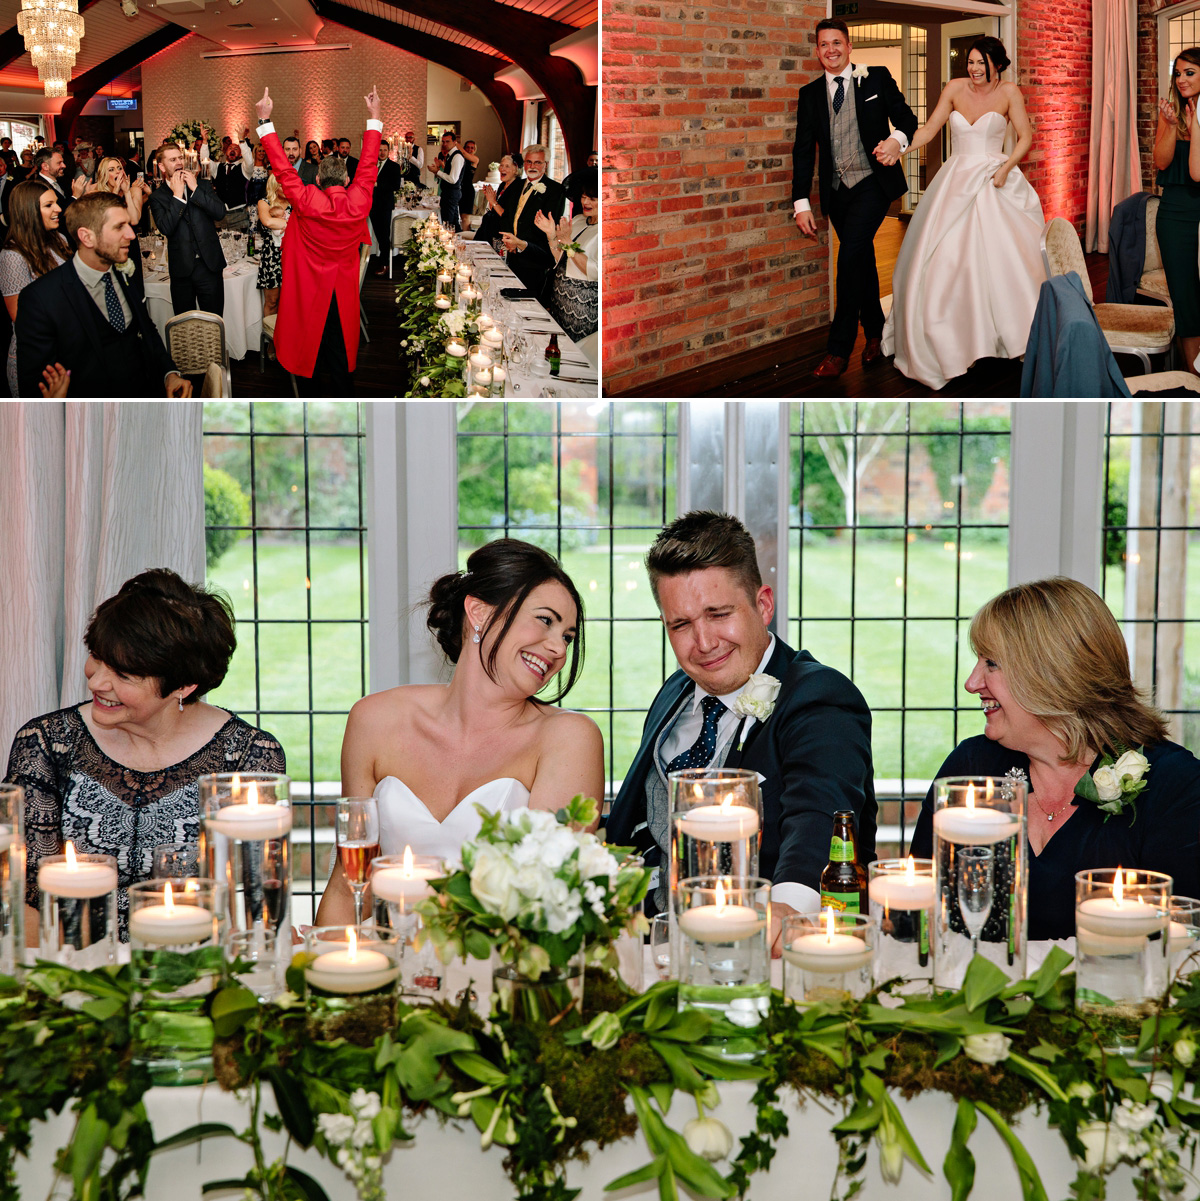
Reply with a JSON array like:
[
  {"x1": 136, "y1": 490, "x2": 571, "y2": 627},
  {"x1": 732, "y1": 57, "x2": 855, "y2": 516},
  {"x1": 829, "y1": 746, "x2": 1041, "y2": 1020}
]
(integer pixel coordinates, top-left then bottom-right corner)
[
  {"x1": 1016, "y1": 0, "x2": 1092, "y2": 230},
  {"x1": 1138, "y1": 0, "x2": 1169, "y2": 190},
  {"x1": 603, "y1": 0, "x2": 828, "y2": 395}
]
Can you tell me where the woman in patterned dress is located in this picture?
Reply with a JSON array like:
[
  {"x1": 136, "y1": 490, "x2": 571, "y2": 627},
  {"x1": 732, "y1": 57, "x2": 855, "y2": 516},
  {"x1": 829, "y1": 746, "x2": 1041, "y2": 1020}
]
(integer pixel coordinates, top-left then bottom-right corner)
[
  {"x1": 256, "y1": 172, "x2": 289, "y2": 317},
  {"x1": 5, "y1": 569, "x2": 285, "y2": 939}
]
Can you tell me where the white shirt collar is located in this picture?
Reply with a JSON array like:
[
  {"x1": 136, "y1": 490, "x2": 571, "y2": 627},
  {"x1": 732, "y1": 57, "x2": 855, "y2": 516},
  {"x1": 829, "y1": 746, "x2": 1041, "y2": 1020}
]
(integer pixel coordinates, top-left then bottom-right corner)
[
  {"x1": 689, "y1": 633, "x2": 776, "y2": 714},
  {"x1": 73, "y1": 253, "x2": 113, "y2": 291},
  {"x1": 825, "y1": 65, "x2": 853, "y2": 87}
]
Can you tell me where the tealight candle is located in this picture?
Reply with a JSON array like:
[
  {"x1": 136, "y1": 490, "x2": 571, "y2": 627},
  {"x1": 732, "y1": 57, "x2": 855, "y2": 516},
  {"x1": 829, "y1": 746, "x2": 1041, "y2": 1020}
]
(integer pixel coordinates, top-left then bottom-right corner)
[
  {"x1": 474, "y1": 367, "x2": 493, "y2": 388},
  {"x1": 436, "y1": 271, "x2": 453, "y2": 294},
  {"x1": 205, "y1": 782, "x2": 292, "y2": 839},
  {"x1": 38, "y1": 843, "x2": 118, "y2": 899},
  {"x1": 868, "y1": 858, "x2": 936, "y2": 911},
  {"x1": 932, "y1": 784, "x2": 1020, "y2": 845},
  {"x1": 305, "y1": 928, "x2": 398, "y2": 994},
  {"x1": 481, "y1": 328, "x2": 504, "y2": 349},
  {"x1": 468, "y1": 349, "x2": 490, "y2": 370},
  {"x1": 677, "y1": 881, "x2": 764, "y2": 943},
  {"x1": 491, "y1": 365, "x2": 507, "y2": 389},
  {"x1": 476, "y1": 314, "x2": 494, "y2": 332},
  {"x1": 445, "y1": 338, "x2": 468, "y2": 358},
  {"x1": 434, "y1": 295, "x2": 452, "y2": 310},
  {"x1": 677, "y1": 798, "x2": 760, "y2": 843},
  {"x1": 128, "y1": 881, "x2": 215, "y2": 945},
  {"x1": 782, "y1": 911, "x2": 873, "y2": 973},
  {"x1": 1077, "y1": 871, "x2": 1164, "y2": 937},
  {"x1": 371, "y1": 846, "x2": 437, "y2": 904}
]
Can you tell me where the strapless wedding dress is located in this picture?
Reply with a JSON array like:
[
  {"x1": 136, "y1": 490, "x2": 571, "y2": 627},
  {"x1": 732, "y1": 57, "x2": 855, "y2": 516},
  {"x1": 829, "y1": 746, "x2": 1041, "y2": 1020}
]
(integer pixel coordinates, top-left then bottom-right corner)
[
  {"x1": 375, "y1": 775, "x2": 531, "y2": 865},
  {"x1": 882, "y1": 110, "x2": 1045, "y2": 390}
]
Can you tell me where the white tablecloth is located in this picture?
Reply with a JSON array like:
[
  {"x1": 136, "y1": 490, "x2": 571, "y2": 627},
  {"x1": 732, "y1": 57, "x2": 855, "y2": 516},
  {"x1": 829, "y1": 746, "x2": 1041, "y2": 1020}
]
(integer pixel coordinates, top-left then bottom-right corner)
[{"x1": 143, "y1": 260, "x2": 263, "y2": 361}]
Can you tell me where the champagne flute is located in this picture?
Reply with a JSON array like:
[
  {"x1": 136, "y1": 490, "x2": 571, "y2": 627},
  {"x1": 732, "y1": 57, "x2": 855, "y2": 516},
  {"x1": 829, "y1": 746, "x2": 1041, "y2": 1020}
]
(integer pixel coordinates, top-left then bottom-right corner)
[
  {"x1": 336, "y1": 797, "x2": 380, "y2": 926},
  {"x1": 650, "y1": 914, "x2": 672, "y2": 981},
  {"x1": 957, "y1": 846, "x2": 994, "y2": 960}
]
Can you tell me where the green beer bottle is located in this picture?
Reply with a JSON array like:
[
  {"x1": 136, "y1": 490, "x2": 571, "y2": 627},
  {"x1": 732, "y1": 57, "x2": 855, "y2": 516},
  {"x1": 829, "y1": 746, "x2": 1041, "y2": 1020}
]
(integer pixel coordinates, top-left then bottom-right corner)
[{"x1": 819, "y1": 809, "x2": 868, "y2": 914}]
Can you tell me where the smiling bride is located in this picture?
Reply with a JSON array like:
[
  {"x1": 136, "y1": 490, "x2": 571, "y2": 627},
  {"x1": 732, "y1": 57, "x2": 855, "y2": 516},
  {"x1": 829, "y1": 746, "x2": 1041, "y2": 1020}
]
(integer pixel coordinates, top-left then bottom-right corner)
[
  {"x1": 878, "y1": 36, "x2": 1045, "y2": 390},
  {"x1": 315, "y1": 538, "x2": 604, "y2": 925}
]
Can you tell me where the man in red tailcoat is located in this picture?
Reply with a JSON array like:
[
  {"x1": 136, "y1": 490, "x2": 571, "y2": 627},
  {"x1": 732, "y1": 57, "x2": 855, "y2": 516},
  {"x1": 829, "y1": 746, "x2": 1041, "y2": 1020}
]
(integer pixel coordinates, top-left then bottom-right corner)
[{"x1": 253, "y1": 84, "x2": 381, "y2": 392}]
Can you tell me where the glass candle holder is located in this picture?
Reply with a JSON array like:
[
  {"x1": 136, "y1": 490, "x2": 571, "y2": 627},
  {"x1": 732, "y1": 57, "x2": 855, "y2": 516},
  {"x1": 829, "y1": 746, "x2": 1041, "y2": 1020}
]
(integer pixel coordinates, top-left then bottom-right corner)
[
  {"x1": 227, "y1": 928, "x2": 278, "y2": 1003},
  {"x1": 675, "y1": 875, "x2": 770, "y2": 1029},
  {"x1": 436, "y1": 270, "x2": 453, "y2": 296},
  {"x1": 868, "y1": 858, "x2": 934, "y2": 994},
  {"x1": 670, "y1": 769, "x2": 762, "y2": 887},
  {"x1": 0, "y1": 784, "x2": 24, "y2": 977},
  {"x1": 128, "y1": 877, "x2": 227, "y2": 1085},
  {"x1": 370, "y1": 852, "x2": 441, "y2": 999},
  {"x1": 445, "y1": 336, "x2": 468, "y2": 361},
  {"x1": 153, "y1": 843, "x2": 201, "y2": 879},
  {"x1": 37, "y1": 846, "x2": 117, "y2": 967},
  {"x1": 304, "y1": 925, "x2": 401, "y2": 1032},
  {"x1": 200, "y1": 773, "x2": 291, "y2": 939},
  {"x1": 1168, "y1": 895, "x2": 1200, "y2": 986},
  {"x1": 1075, "y1": 868, "x2": 1171, "y2": 1026},
  {"x1": 931, "y1": 775, "x2": 1027, "y2": 991},
  {"x1": 782, "y1": 910, "x2": 876, "y2": 1003},
  {"x1": 490, "y1": 360, "x2": 508, "y2": 398}
]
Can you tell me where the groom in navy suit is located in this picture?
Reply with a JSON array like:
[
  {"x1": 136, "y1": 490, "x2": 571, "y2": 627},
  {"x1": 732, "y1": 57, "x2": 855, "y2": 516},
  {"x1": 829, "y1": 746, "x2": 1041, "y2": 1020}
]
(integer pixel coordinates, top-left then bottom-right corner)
[
  {"x1": 793, "y1": 18, "x2": 918, "y2": 379},
  {"x1": 603, "y1": 511, "x2": 876, "y2": 950}
]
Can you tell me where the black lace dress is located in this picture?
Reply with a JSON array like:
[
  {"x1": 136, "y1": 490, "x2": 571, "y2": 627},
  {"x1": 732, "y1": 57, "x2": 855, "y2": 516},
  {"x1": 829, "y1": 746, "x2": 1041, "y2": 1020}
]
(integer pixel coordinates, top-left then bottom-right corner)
[{"x1": 6, "y1": 704, "x2": 285, "y2": 938}]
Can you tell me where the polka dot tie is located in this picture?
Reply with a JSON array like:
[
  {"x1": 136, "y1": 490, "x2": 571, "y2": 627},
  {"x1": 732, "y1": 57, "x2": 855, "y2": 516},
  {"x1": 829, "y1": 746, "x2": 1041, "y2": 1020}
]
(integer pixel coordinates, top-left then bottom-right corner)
[
  {"x1": 103, "y1": 272, "x2": 126, "y2": 332},
  {"x1": 667, "y1": 694, "x2": 727, "y2": 774},
  {"x1": 833, "y1": 76, "x2": 845, "y2": 115}
]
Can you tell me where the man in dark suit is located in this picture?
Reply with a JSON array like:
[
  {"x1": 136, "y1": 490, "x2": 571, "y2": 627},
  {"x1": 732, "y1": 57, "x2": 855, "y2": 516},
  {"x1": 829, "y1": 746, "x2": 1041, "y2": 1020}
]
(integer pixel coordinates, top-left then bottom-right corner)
[
  {"x1": 499, "y1": 142, "x2": 566, "y2": 295},
  {"x1": 603, "y1": 511, "x2": 876, "y2": 946},
  {"x1": 336, "y1": 137, "x2": 359, "y2": 182},
  {"x1": 149, "y1": 142, "x2": 227, "y2": 316},
  {"x1": 370, "y1": 139, "x2": 403, "y2": 275},
  {"x1": 16, "y1": 192, "x2": 190, "y2": 398},
  {"x1": 792, "y1": 18, "x2": 918, "y2": 379},
  {"x1": 213, "y1": 134, "x2": 253, "y2": 231}
]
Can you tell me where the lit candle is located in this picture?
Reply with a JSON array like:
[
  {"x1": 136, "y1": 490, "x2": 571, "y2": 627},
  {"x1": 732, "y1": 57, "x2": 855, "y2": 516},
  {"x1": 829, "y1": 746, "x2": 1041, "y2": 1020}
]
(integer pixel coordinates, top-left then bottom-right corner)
[
  {"x1": 371, "y1": 846, "x2": 437, "y2": 904},
  {"x1": 468, "y1": 349, "x2": 490, "y2": 370},
  {"x1": 677, "y1": 795, "x2": 760, "y2": 842},
  {"x1": 481, "y1": 328, "x2": 504, "y2": 349},
  {"x1": 868, "y1": 857, "x2": 936, "y2": 911},
  {"x1": 38, "y1": 842, "x2": 118, "y2": 899},
  {"x1": 1168, "y1": 920, "x2": 1198, "y2": 953},
  {"x1": 436, "y1": 271, "x2": 453, "y2": 295},
  {"x1": 445, "y1": 338, "x2": 468, "y2": 358},
  {"x1": 677, "y1": 880, "x2": 764, "y2": 943},
  {"x1": 304, "y1": 927, "x2": 398, "y2": 994},
  {"x1": 490, "y1": 365, "x2": 507, "y2": 393},
  {"x1": 128, "y1": 880, "x2": 215, "y2": 945},
  {"x1": 932, "y1": 782, "x2": 1020, "y2": 845},
  {"x1": 474, "y1": 367, "x2": 493, "y2": 388},
  {"x1": 205, "y1": 781, "x2": 292, "y2": 839},
  {"x1": 477, "y1": 314, "x2": 494, "y2": 332},
  {"x1": 434, "y1": 295, "x2": 452, "y2": 310},
  {"x1": 1076, "y1": 869, "x2": 1164, "y2": 937},
  {"x1": 782, "y1": 909, "x2": 874, "y2": 973}
]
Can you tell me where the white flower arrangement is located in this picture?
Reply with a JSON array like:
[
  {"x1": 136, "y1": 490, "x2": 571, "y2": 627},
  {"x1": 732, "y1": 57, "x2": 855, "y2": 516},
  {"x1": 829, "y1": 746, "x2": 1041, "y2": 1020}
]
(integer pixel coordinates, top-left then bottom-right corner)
[
  {"x1": 316, "y1": 1089, "x2": 386, "y2": 1201},
  {"x1": 439, "y1": 309, "x2": 467, "y2": 338},
  {"x1": 1074, "y1": 746, "x2": 1150, "y2": 821},
  {"x1": 851, "y1": 63, "x2": 870, "y2": 87},
  {"x1": 732, "y1": 672, "x2": 781, "y2": 749}
]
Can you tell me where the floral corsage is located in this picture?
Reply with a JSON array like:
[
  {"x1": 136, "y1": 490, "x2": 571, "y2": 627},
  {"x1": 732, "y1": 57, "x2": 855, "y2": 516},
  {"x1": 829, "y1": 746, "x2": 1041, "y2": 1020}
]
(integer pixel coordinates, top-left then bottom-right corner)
[
  {"x1": 114, "y1": 258, "x2": 136, "y2": 278},
  {"x1": 732, "y1": 673, "x2": 781, "y2": 750},
  {"x1": 557, "y1": 240, "x2": 583, "y2": 259},
  {"x1": 852, "y1": 63, "x2": 870, "y2": 87},
  {"x1": 529, "y1": 180, "x2": 546, "y2": 194},
  {"x1": 1073, "y1": 747, "x2": 1150, "y2": 822}
]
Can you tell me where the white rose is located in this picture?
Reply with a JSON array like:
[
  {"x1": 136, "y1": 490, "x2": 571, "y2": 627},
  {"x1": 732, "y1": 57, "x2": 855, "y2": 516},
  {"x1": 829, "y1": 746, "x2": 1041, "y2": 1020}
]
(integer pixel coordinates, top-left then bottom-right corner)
[
  {"x1": 1112, "y1": 750, "x2": 1150, "y2": 785},
  {"x1": 1077, "y1": 1121, "x2": 1131, "y2": 1171},
  {"x1": 514, "y1": 862, "x2": 548, "y2": 900},
  {"x1": 962, "y1": 1033, "x2": 1011, "y2": 1065},
  {"x1": 470, "y1": 845, "x2": 520, "y2": 919},
  {"x1": 733, "y1": 673, "x2": 781, "y2": 721},
  {"x1": 1113, "y1": 1099, "x2": 1158, "y2": 1135},
  {"x1": 682, "y1": 1117, "x2": 733, "y2": 1161},
  {"x1": 578, "y1": 841, "x2": 619, "y2": 880},
  {"x1": 1092, "y1": 765, "x2": 1122, "y2": 802}
]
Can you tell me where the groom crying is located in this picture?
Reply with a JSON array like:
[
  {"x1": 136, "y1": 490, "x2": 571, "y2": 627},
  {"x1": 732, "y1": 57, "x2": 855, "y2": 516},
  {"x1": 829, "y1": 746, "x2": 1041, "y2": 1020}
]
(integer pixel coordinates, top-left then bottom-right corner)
[{"x1": 792, "y1": 19, "x2": 918, "y2": 379}]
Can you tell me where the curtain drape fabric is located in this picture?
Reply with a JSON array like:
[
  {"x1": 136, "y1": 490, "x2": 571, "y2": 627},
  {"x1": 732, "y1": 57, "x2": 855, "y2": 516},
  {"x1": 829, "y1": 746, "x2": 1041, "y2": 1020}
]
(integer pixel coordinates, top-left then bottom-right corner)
[
  {"x1": 1086, "y1": 0, "x2": 1142, "y2": 252},
  {"x1": 0, "y1": 402, "x2": 204, "y2": 760}
]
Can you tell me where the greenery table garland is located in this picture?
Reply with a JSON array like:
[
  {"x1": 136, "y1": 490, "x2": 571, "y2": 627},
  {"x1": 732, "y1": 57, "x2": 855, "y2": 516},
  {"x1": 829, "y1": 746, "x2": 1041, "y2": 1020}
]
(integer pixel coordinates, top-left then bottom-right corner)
[{"x1": 6, "y1": 804, "x2": 1200, "y2": 1201}]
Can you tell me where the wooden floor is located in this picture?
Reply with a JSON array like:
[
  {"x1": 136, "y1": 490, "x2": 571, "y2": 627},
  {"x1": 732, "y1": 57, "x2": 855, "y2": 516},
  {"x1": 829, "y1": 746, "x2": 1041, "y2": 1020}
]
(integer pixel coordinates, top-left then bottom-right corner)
[{"x1": 613, "y1": 252, "x2": 1111, "y2": 400}]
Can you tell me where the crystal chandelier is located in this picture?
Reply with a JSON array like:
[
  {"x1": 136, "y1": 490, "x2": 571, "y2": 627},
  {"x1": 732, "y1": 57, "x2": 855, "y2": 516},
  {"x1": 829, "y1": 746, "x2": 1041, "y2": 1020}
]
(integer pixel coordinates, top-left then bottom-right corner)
[{"x1": 16, "y1": 0, "x2": 85, "y2": 98}]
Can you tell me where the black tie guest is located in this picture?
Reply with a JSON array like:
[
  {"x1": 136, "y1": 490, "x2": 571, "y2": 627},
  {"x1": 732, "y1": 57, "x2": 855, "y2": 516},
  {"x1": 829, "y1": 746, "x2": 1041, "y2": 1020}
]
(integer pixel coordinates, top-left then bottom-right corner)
[
  {"x1": 213, "y1": 134, "x2": 253, "y2": 231},
  {"x1": 16, "y1": 192, "x2": 191, "y2": 397},
  {"x1": 148, "y1": 142, "x2": 227, "y2": 317},
  {"x1": 336, "y1": 137, "x2": 359, "y2": 182},
  {"x1": 602, "y1": 511, "x2": 876, "y2": 948},
  {"x1": 499, "y1": 142, "x2": 566, "y2": 295},
  {"x1": 792, "y1": 18, "x2": 918, "y2": 379},
  {"x1": 908, "y1": 577, "x2": 1200, "y2": 942},
  {"x1": 370, "y1": 139, "x2": 403, "y2": 275}
]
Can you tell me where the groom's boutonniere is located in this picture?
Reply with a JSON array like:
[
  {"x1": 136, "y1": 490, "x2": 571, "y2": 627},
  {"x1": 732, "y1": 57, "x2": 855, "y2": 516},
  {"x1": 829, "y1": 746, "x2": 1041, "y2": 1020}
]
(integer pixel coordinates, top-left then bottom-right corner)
[
  {"x1": 114, "y1": 259, "x2": 135, "y2": 278},
  {"x1": 1073, "y1": 746, "x2": 1150, "y2": 822},
  {"x1": 732, "y1": 673, "x2": 782, "y2": 750},
  {"x1": 529, "y1": 180, "x2": 546, "y2": 195},
  {"x1": 852, "y1": 63, "x2": 870, "y2": 87}
]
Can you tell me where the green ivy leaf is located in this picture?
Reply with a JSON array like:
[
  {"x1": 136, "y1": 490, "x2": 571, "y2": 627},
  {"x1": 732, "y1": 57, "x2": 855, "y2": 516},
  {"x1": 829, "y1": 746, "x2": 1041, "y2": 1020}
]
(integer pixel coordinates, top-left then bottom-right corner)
[
  {"x1": 211, "y1": 986, "x2": 259, "y2": 1038},
  {"x1": 264, "y1": 1066, "x2": 314, "y2": 1148},
  {"x1": 962, "y1": 956, "x2": 1010, "y2": 1012},
  {"x1": 943, "y1": 1098, "x2": 977, "y2": 1201}
]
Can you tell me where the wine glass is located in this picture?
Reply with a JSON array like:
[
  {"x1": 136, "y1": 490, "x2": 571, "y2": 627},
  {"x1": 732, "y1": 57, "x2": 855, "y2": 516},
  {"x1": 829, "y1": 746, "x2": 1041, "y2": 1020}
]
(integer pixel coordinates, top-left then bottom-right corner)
[
  {"x1": 336, "y1": 797, "x2": 380, "y2": 926},
  {"x1": 650, "y1": 914, "x2": 672, "y2": 981},
  {"x1": 232, "y1": 231, "x2": 243, "y2": 260},
  {"x1": 957, "y1": 845, "x2": 995, "y2": 959}
]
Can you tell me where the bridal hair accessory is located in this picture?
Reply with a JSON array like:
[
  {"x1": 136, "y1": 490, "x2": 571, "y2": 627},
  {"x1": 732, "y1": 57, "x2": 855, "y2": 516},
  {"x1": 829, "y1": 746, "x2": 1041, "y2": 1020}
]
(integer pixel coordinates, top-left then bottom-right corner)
[
  {"x1": 852, "y1": 63, "x2": 870, "y2": 87},
  {"x1": 473, "y1": 625, "x2": 481, "y2": 644}
]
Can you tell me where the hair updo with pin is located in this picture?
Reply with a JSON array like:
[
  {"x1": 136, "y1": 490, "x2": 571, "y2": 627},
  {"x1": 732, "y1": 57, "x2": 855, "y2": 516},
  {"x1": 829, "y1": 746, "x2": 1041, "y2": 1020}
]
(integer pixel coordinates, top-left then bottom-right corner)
[{"x1": 426, "y1": 538, "x2": 585, "y2": 702}]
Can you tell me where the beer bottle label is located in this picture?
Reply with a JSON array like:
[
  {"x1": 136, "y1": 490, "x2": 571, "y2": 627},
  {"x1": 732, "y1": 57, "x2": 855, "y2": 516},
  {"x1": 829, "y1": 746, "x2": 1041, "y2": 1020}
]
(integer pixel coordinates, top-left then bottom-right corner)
[
  {"x1": 820, "y1": 890, "x2": 861, "y2": 914},
  {"x1": 919, "y1": 908, "x2": 929, "y2": 957},
  {"x1": 829, "y1": 835, "x2": 854, "y2": 863}
]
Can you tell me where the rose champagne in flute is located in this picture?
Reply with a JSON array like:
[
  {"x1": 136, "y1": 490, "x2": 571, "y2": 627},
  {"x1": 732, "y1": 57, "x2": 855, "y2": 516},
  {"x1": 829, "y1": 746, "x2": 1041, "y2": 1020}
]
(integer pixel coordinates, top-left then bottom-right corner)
[{"x1": 336, "y1": 797, "x2": 380, "y2": 926}]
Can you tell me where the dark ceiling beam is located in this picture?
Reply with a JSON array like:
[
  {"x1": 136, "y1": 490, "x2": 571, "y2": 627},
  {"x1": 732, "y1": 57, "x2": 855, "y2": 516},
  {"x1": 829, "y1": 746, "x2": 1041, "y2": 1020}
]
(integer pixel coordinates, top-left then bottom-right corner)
[
  {"x1": 54, "y1": 22, "x2": 189, "y2": 142},
  {"x1": 371, "y1": 0, "x2": 593, "y2": 172},
  {"x1": 0, "y1": 0, "x2": 107, "y2": 76},
  {"x1": 318, "y1": 1, "x2": 522, "y2": 153}
]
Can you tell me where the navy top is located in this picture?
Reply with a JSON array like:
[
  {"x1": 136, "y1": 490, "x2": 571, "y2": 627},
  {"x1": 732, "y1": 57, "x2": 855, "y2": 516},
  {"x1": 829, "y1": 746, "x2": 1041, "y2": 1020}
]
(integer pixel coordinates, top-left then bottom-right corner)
[{"x1": 909, "y1": 735, "x2": 1200, "y2": 940}]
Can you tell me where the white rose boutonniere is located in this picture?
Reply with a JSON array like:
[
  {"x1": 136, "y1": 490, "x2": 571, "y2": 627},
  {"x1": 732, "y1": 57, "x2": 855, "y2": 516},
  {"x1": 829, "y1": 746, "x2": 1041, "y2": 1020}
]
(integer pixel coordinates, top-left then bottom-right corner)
[
  {"x1": 1074, "y1": 745, "x2": 1150, "y2": 822},
  {"x1": 732, "y1": 673, "x2": 781, "y2": 750},
  {"x1": 529, "y1": 180, "x2": 546, "y2": 195},
  {"x1": 114, "y1": 259, "x2": 135, "y2": 278},
  {"x1": 852, "y1": 63, "x2": 870, "y2": 87}
]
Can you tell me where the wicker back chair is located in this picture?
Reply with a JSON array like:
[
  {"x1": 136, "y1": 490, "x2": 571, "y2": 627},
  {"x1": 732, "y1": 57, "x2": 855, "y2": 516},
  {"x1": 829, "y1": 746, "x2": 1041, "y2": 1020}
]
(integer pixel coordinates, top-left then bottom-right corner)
[
  {"x1": 1137, "y1": 197, "x2": 1171, "y2": 306},
  {"x1": 388, "y1": 215, "x2": 416, "y2": 278},
  {"x1": 164, "y1": 310, "x2": 231, "y2": 397}
]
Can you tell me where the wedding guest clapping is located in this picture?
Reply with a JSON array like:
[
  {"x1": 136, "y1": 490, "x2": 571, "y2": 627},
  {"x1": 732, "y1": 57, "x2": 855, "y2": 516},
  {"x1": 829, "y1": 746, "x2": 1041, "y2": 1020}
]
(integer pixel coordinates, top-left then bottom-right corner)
[
  {"x1": 95, "y1": 156, "x2": 149, "y2": 282},
  {"x1": 909, "y1": 577, "x2": 1200, "y2": 940},
  {"x1": 5, "y1": 569, "x2": 285, "y2": 941},
  {"x1": 314, "y1": 539, "x2": 603, "y2": 927},
  {"x1": 474, "y1": 152, "x2": 523, "y2": 245},
  {"x1": 1153, "y1": 47, "x2": 1200, "y2": 375}
]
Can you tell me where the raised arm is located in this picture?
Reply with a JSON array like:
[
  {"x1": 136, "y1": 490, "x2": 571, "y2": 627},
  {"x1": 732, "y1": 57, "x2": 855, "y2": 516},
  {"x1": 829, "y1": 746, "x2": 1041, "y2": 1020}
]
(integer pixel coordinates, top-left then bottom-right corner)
[
  {"x1": 1155, "y1": 98, "x2": 1179, "y2": 172},
  {"x1": 991, "y1": 83, "x2": 1033, "y2": 188},
  {"x1": 254, "y1": 90, "x2": 315, "y2": 213}
]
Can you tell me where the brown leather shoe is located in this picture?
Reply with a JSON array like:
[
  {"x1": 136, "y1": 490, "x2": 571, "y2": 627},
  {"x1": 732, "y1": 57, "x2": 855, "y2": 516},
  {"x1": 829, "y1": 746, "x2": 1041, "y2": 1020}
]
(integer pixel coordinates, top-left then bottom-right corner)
[
  {"x1": 862, "y1": 338, "x2": 884, "y2": 368},
  {"x1": 812, "y1": 354, "x2": 849, "y2": 379}
]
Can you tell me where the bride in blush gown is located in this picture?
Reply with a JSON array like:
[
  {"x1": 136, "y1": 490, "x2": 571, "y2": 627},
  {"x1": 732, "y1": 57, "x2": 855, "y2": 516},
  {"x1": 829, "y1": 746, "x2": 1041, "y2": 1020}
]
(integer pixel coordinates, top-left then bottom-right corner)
[
  {"x1": 315, "y1": 538, "x2": 604, "y2": 925},
  {"x1": 879, "y1": 37, "x2": 1044, "y2": 390}
]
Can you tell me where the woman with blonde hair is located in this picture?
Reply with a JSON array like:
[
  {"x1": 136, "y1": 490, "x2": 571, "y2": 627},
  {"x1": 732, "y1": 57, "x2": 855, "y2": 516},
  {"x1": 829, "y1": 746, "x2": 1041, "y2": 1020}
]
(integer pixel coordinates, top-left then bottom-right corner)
[
  {"x1": 256, "y1": 171, "x2": 288, "y2": 317},
  {"x1": 909, "y1": 576, "x2": 1200, "y2": 939},
  {"x1": 1153, "y1": 47, "x2": 1200, "y2": 374}
]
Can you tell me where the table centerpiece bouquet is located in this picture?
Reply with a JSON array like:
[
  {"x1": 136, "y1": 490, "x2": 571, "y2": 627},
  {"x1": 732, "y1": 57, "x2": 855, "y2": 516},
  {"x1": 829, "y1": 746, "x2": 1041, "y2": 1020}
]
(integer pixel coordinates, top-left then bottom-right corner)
[{"x1": 415, "y1": 795, "x2": 649, "y2": 1025}]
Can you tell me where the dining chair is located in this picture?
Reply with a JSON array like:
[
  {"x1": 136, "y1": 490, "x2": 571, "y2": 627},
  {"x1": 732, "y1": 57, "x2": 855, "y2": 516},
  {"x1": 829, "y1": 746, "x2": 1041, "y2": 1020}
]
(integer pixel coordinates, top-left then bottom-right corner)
[
  {"x1": 165, "y1": 309, "x2": 231, "y2": 397},
  {"x1": 1136, "y1": 197, "x2": 1172, "y2": 307},
  {"x1": 1040, "y1": 217, "x2": 1175, "y2": 373},
  {"x1": 388, "y1": 215, "x2": 415, "y2": 278}
]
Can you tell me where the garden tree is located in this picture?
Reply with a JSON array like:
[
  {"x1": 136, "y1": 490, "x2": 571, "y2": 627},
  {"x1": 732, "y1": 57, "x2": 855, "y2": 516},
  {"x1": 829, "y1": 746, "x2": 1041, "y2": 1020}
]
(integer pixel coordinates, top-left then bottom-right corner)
[
  {"x1": 809, "y1": 402, "x2": 906, "y2": 528},
  {"x1": 203, "y1": 464, "x2": 250, "y2": 568}
]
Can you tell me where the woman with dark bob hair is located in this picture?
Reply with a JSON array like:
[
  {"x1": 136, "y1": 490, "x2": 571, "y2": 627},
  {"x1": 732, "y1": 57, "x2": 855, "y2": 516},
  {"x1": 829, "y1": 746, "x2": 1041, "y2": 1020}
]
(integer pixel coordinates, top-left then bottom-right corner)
[
  {"x1": 910, "y1": 576, "x2": 1200, "y2": 939},
  {"x1": 316, "y1": 538, "x2": 603, "y2": 924},
  {"x1": 6, "y1": 568, "x2": 285, "y2": 939}
]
